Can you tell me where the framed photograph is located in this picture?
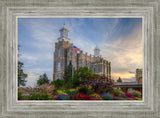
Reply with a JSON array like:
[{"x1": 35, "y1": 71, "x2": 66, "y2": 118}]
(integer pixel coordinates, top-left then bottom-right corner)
[
  {"x1": 17, "y1": 17, "x2": 143, "y2": 101},
  {"x1": 0, "y1": 0, "x2": 160, "y2": 118}
]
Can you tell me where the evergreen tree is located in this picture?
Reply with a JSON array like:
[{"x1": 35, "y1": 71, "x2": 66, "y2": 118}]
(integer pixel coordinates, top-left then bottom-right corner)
[
  {"x1": 18, "y1": 61, "x2": 27, "y2": 87},
  {"x1": 63, "y1": 61, "x2": 73, "y2": 83},
  {"x1": 37, "y1": 73, "x2": 49, "y2": 86}
]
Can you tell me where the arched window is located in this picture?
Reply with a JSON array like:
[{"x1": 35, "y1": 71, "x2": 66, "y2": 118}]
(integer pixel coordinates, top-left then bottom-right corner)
[
  {"x1": 58, "y1": 48, "x2": 60, "y2": 57},
  {"x1": 57, "y1": 61, "x2": 61, "y2": 71},
  {"x1": 105, "y1": 65, "x2": 107, "y2": 74},
  {"x1": 93, "y1": 67, "x2": 96, "y2": 73}
]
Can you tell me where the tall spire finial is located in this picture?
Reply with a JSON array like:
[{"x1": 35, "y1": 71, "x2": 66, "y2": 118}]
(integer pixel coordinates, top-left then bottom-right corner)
[{"x1": 94, "y1": 44, "x2": 100, "y2": 57}]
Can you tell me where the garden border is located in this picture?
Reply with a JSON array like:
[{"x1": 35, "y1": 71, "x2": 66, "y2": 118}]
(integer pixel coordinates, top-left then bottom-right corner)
[{"x1": 0, "y1": 0, "x2": 159, "y2": 118}]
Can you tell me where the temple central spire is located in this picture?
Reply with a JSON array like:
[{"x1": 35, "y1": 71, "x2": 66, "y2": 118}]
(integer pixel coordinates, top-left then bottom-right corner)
[
  {"x1": 94, "y1": 45, "x2": 100, "y2": 57},
  {"x1": 57, "y1": 24, "x2": 70, "y2": 41}
]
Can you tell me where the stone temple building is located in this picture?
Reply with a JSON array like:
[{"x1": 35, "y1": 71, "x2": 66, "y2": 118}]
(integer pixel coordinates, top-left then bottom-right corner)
[{"x1": 53, "y1": 24, "x2": 111, "y2": 80}]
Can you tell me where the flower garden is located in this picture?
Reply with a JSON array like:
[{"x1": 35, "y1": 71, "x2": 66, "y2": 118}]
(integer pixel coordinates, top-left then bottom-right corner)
[{"x1": 18, "y1": 74, "x2": 142, "y2": 100}]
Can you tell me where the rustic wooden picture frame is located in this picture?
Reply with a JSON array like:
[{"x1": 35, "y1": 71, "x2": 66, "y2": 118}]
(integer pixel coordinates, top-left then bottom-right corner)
[{"x1": 0, "y1": 0, "x2": 159, "y2": 118}]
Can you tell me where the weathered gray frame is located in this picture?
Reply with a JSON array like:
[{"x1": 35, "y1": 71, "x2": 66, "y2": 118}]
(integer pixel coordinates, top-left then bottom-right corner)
[{"x1": 0, "y1": 0, "x2": 159, "y2": 118}]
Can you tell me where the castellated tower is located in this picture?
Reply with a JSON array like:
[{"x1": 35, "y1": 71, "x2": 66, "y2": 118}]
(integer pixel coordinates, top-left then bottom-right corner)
[{"x1": 53, "y1": 24, "x2": 111, "y2": 80}]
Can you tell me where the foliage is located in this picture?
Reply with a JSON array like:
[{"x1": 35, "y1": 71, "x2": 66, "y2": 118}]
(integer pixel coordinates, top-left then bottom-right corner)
[
  {"x1": 37, "y1": 73, "x2": 49, "y2": 86},
  {"x1": 18, "y1": 84, "x2": 56, "y2": 100},
  {"x1": 73, "y1": 67, "x2": 94, "y2": 82},
  {"x1": 37, "y1": 78, "x2": 45, "y2": 86},
  {"x1": 101, "y1": 93, "x2": 113, "y2": 100},
  {"x1": 71, "y1": 77, "x2": 79, "y2": 88},
  {"x1": 134, "y1": 97, "x2": 142, "y2": 100},
  {"x1": 18, "y1": 61, "x2": 27, "y2": 87},
  {"x1": 51, "y1": 79, "x2": 65, "y2": 89},
  {"x1": 55, "y1": 89, "x2": 67, "y2": 95},
  {"x1": 87, "y1": 88, "x2": 94, "y2": 96},
  {"x1": 18, "y1": 92, "x2": 28, "y2": 100},
  {"x1": 28, "y1": 92, "x2": 49, "y2": 100},
  {"x1": 114, "y1": 97, "x2": 125, "y2": 100},
  {"x1": 128, "y1": 90, "x2": 141, "y2": 97},
  {"x1": 71, "y1": 67, "x2": 94, "y2": 87},
  {"x1": 78, "y1": 85, "x2": 88, "y2": 95},
  {"x1": 65, "y1": 89, "x2": 79, "y2": 96},
  {"x1": 57, "y1": 94, "x2": 70, "y2": 100},
  {"x1": 63, "y1": 61, "x2": 73, "y2": 84},
  {"x1": 113, "y1": 88, "x2": 122, "y2": 96},
  {"x1": 38, "y1": 84, "x2": 56, "y2": 97},
  {"x1": 90, "y1": 93, "x2": 101, "y2": 98},
  {"x1": 80, "y1": 75, "x2": 114, "y2": 93}
]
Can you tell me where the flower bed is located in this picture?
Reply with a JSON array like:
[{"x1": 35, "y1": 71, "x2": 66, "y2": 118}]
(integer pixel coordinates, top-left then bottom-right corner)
[
  {"x1": 18, "y1": 86, "x2": 142, "y2": 100},
  {"x1": 18, "y1": 76, "x2": 142, "y2": 100}
]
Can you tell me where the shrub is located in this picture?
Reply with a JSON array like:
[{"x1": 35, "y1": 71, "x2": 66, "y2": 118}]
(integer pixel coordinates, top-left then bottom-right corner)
[
  {"x1": 51, "y1": 79, "x2": 65, "y2": 89},
  {"x1": 28, "y1": 92, "x2": 49, "y2": 100},
  {"x1": 80, "y1": 75, "x2": 114, "y2": 93},
  {"x1": 18, "y1": 92, "x2": 28, "y2": 100},
  {"x1": 128, "y1": 90, "x2": 141, "y2": 97},
  {"x1": 87, "y1": 89, "x2": 94, "y2": 96},
  {"x1": 78, "y1": 85, "x2": 88, "y2": 94},
  {"x1": 71, "y1": 67, "x2": 94, "y2": 87},
  {"x1": 113, "y1": 89, "x2": 122, "y2": 96},
  {"x1": 131, "y1": 92, "x2": 141, "y2": 97},
  {"x1": 38, "y1": 84, "x2": 55, "y2": 97}
]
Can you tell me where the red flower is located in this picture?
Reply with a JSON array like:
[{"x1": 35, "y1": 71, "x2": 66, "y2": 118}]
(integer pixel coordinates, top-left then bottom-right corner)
[
  {"x1": 125, "y1": 93, "x2": 134, "y2": 98},
  {"x1": 72, "y1": 93, "x2": 92, "y2": 100}
]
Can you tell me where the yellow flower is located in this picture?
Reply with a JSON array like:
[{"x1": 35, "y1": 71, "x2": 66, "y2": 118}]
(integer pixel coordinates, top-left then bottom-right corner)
[
  {"x1": 69, "y1": 89, "x2": 75, "y2": 92},
  {"x1": 56, "y1": 90, "x2": 67, "y2": 95},
  {"x1": 90, "y1": 93, "x2": 101, "y2": 98}
]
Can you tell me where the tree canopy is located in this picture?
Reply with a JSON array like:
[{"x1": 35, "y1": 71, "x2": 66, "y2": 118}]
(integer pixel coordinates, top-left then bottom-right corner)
[
  {"x1": 18, "y1": 61, "x2": 27, "y2": 87},
  {"x1": 37, "y1": 73, "x2": 49, "y2": 86},
  {"x1": 71, "y1": 67, "x2": 94, "y2": 87}
]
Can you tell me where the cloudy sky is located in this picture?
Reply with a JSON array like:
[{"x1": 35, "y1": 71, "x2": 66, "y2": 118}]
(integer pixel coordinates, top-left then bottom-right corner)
[{"x1": 18, "y1": 17, "x2": 142, "y2": 87}]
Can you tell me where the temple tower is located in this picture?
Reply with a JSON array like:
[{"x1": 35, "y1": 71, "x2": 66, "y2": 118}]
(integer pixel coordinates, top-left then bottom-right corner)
[{"x1": 94, "y1": 45, "x2": 100, "y2": 57}]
